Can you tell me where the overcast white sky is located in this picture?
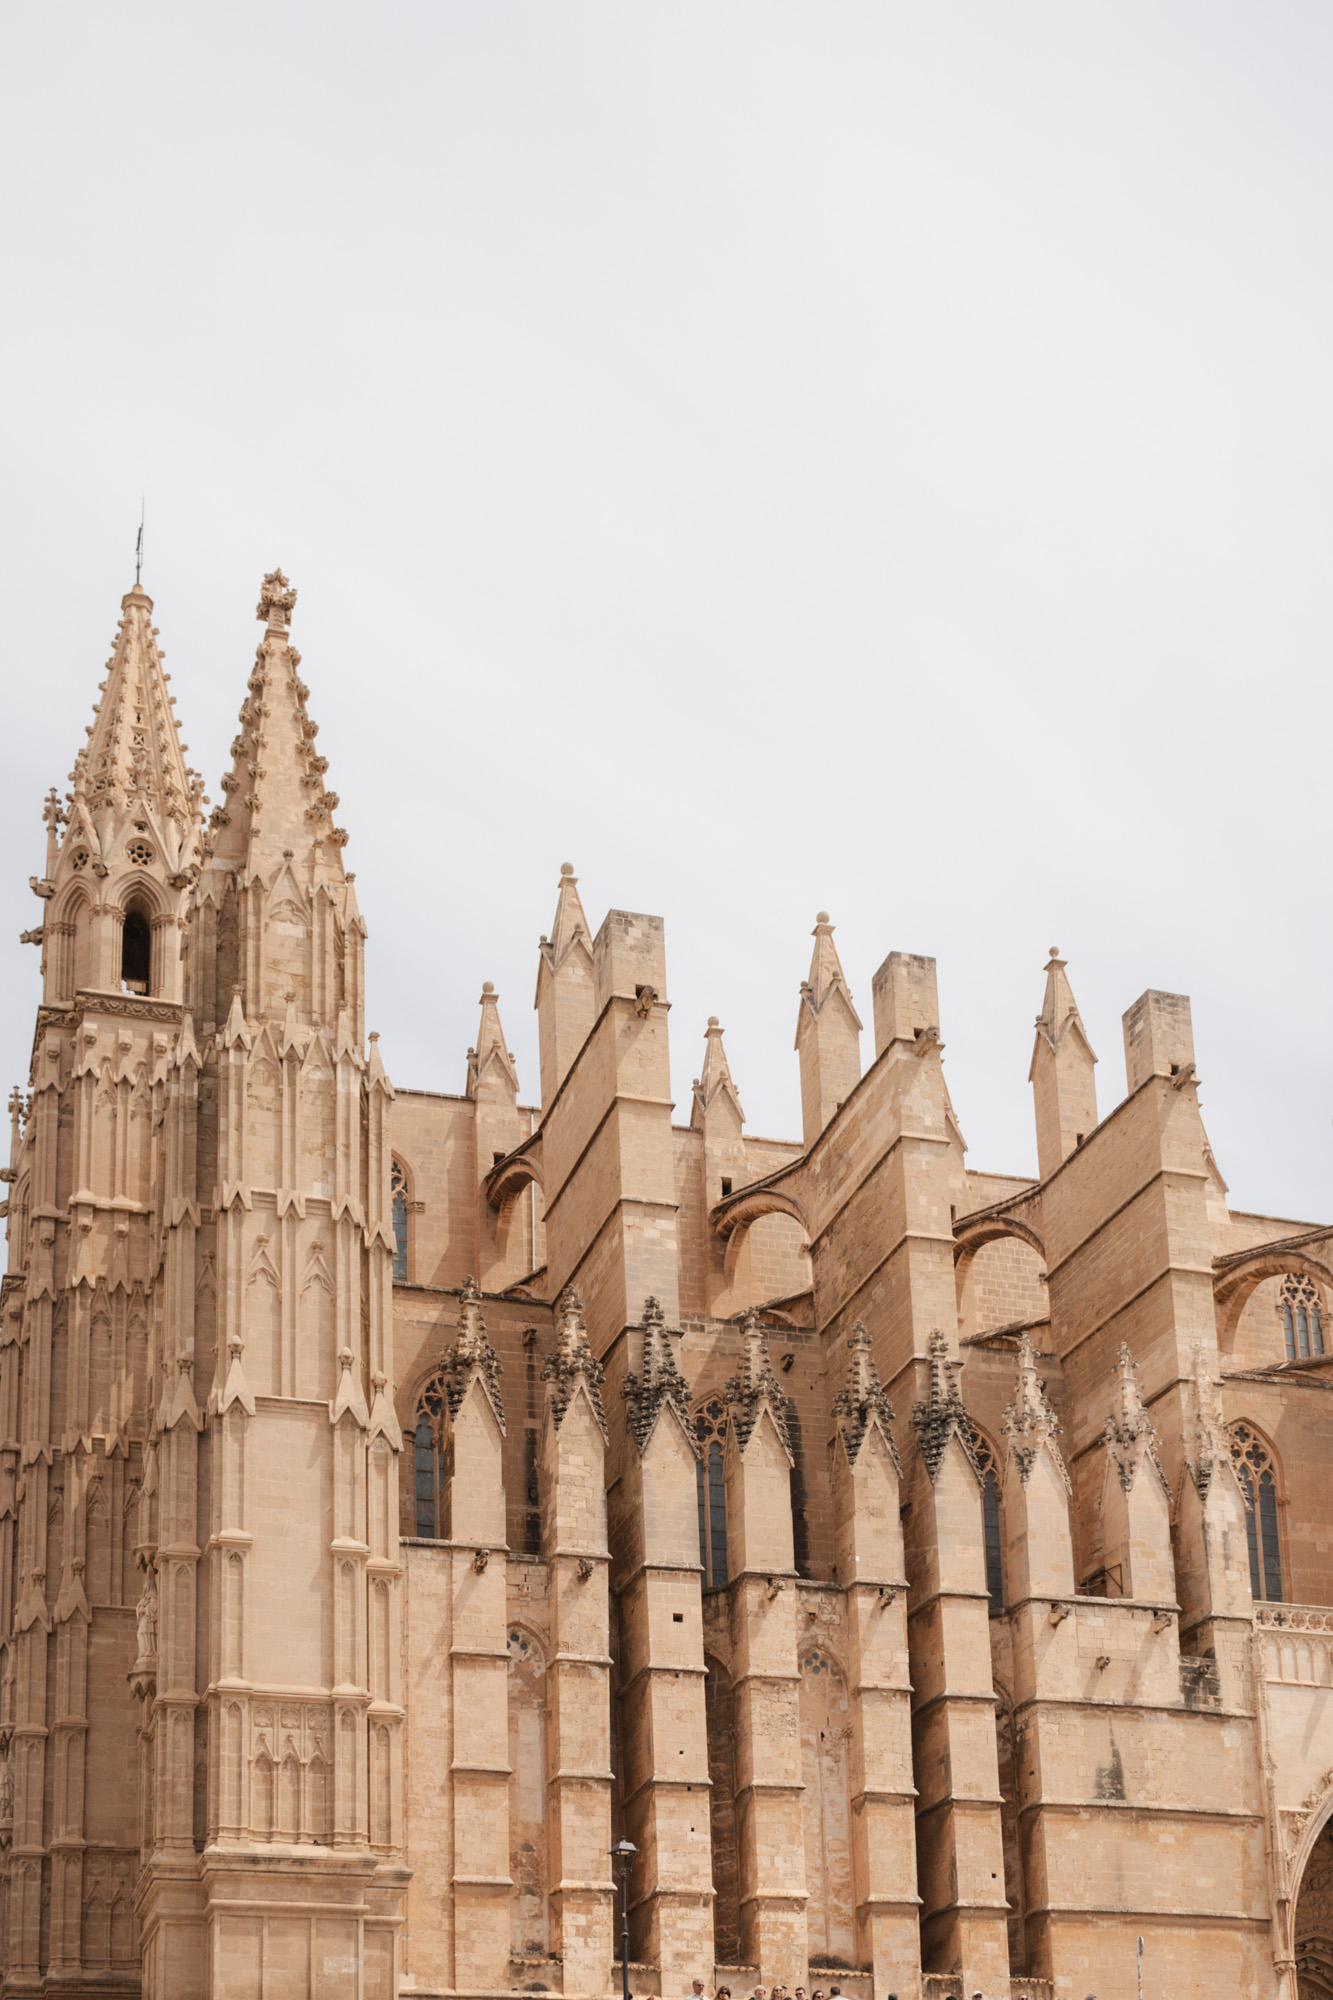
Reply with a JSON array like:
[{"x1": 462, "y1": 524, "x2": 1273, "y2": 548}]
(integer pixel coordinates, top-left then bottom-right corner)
[{"x1": 3, "y1": 4, "x2": 1331, "y2": 1220}]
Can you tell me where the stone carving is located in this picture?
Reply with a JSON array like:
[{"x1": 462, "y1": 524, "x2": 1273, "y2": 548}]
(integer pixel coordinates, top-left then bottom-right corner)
[
  {"x1": 1101, "y1": 1344, "x2": 1169, "y2": 1495},
  {"x1": 442, "y1": 1277, "x2": 505, "y2": 1430},
  {"x1": 133, "y1": 1567, "x2": 158, "y2": 1666},
  {"x1": 622, "y1": 1296, "x2": 696, "y2": 1453},
  {"x1": 542, "y1": 1285, "x2": 607, "y2": 1438},
  {"x1": 1001, "y1": 1332, "x2": 1070, "y2": 1491},
  {"x1": 1184, "y1": 1340, "x2": 1229, "y2": 1498},
  {"x1": 256, "y1": 570, "x2": 297, "y2": 631},
  {"x1": 832, "y1": 1321, "x2": 900, "y2": 1470},
  {"x1": 724, "y1": 1308, "x2": 792, "y2": 1454},
  {"x1": 911, "y1": 1329, "x2": 982, "y2": 1485}
]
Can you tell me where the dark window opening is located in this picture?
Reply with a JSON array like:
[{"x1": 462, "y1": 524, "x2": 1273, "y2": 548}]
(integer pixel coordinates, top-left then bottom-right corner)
[
  {"x1": 693, "y1": 1398, "x2": 730, "y2": 1587},
  {"x1": 720, "y1": 1178, "x2": 732, "y2": 1198},
  {"x1": 121, "y1": 908, "x2": 151, "y2": 994}
]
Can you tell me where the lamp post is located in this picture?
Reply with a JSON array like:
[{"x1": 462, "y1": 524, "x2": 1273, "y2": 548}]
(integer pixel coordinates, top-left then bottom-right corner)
[{"x1": 612, "y1": 1838, "x2": 637, "y2": 2000}]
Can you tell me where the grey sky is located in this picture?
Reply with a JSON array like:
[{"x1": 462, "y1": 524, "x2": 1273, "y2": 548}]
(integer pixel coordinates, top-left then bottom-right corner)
[{"x1": 3, "y1": 4, "x2": 1331, "y2": 1220}]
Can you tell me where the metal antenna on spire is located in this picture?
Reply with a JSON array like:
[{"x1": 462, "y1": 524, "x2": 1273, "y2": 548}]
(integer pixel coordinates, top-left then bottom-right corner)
[{"x1": 135, "y1": 500, "x2": 144, "y2": 586}]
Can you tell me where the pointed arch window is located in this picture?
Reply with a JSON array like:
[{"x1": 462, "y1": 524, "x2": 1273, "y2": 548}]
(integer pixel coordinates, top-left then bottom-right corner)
[
  {"x1": 1230, "y1": 1422, "x2": 1283, "y2": 1602},
  {"x1": 391, "y1": 1161, "x2": 408, "y2": 1282},
  {"x1": 970, "y1": 1425, "x2": 1004, "y2": 1615},
  {"x1": 1279, "y1": 1274, "x2": 1325, "y2": 1361},
  {"x1": 693, "y1": 1398, "x2": 729, "y2": 1589},
  {"x1": 413, "y1": 1372, "x2": 447, "y2": 1539}
]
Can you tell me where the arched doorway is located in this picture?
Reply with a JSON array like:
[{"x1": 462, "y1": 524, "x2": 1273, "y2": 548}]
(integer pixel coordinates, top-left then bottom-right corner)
[{"x1": 1296, "y1": 1811, "x2": 1333, "y2": 1995}]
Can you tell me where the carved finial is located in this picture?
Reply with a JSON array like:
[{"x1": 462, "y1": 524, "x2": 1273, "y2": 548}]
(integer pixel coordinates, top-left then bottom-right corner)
[
  {"x1": 543, "y1": 1285, "x2": 608, "y2": 1437},
  {"x1": 833, "y1": 1320, "x2": 900, "y2": 1470},
  {"x1": 622, "y1": 1296, "x2": 695, "y2": 1453},
  {"x1": 911, "y1": 1328, "x2": 981, "y2": 1485},
  {"x1": 443, "y1": 1277, "x2": 505, "y2": 1430},
  {"x1": 725, "y1": 1309, "x2": 792, "y2": 1455},
  {"x1": 1001, "y1": 1333, "x2": 1070, "y2": 1491},
  {"x1": 1101, "y1": 1343, "x2": 1167, "y2": 1494},
  {"x1": 256, "y1": 569, "x2": 297, "y2": 632}
]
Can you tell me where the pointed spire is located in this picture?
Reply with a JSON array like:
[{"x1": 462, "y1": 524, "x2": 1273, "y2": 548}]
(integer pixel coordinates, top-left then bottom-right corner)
[
  {"x1": 724, "y1": 1309, "x2": 792, "y2": 1455},
  {"x1": 833, "y1": 1321, "x2": 901, "y2": 1470},
  {"x1": 467, "y1": 982, "x2": 519, "y2": 1098},
  {"x1": 208, "y1": 571, "x2": 346, "y2": 876},
  {"x1": 801, "y1": 912, "x2": 862, "y2": 1023},
  {"x1": 69, "y1": 584, "x2": 199, "y2": 839},
  {"x1": 442, "y1": 1277, "x2": 505, "y2": 1431},
  {"x1": 544, "y1": 862, "x2": 591, "y2": 967},
  {"x1": 622, "y1": 1297, "x2": 695, "y2": 1453},
  {"x1": 1001, "y1": 1334, "x2": 1070, "y2": 1492},
  {"x1": 795, "y1": 912, "x2": 863, "y2": 1149},
  {"x1": 1029, "y1": 946, "x2": 1098, "y2": 1179},
  {"x1": 542, "y1": 1285, "x2": 608, "y2": 1438},
  {"x1": 1101, "y1": 1343, "x2": 1168, "y2": 1494},
  {"x1": 691, "y1": 1016, "x2": 745, "y2": 1128},
  {"x1": 911, "y1": 1329, "x2": 982, "y2": 1484},
  {"x1": 536, "y1": 862, "x2": 597, "y2": 1107}
]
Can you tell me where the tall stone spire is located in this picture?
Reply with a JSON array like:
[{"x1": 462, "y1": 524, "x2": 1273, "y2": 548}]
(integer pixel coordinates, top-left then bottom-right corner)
[
  {"x1": 1029, "y1": 946, "x2": 1098, "y2": 1179},
  {"x1": 38, "y1": 582, "x2": 204, "y2": 1005},
  {"x1": 68, "y1": 583, "x2": 199, "y2": 849},
  {"x1": 795, "y1": 911, "x2": 862, "y2": 1148},
  {"x1": 536, "y1": 862, "x2": 596, "y2": 1107},
  {"x1": 442, "y1": 1276, "x2": 506, "y2": 1431},
  {"x1": 208, "y1": 570, "x2": 346, "y2": 876}
]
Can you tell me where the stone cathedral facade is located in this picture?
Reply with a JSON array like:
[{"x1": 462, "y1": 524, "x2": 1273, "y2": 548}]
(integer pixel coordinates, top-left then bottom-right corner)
[{"x1": 3, "y1": 574, "x2": 1333, "y2": 2000}]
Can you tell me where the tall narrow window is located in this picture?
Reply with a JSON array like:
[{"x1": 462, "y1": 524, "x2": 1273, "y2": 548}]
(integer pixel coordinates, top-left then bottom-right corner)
[
  {"x1": 413, "y1": 1373, "x2": 447, "y2": 1537},
  {"x1": 120, "y1": 906, "x2": 152, "y2": 994},
  {"x1": 970, "y1": 1426, "x2": 1004, "y2": 1614},
  {"x1": 1278, "y1": 1275, "x2": 1325, "y2": 1361},
  {"x1": 1230, "y1": 1423, "x2": 1283, "y2": 1602},
  {"x1": 391, "y1": 1161, "x2": 408, "y2": 1282},
  {"x1": 693, "y1": 1398, "x2": 729, "y2": 1589}
]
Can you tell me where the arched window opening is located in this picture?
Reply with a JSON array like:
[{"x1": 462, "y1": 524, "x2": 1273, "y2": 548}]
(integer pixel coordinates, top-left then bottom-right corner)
[
  {"x1": 391, "y1": 1161, "x2": 408, "y2": 1282},
  {"x1": 693, "y1": 1398, "x2": 729, "y2": 1589},
  {"x1": 970, "y1": 1424, "x2": 1004, "y2": 1614},
  {"x1": 1230, "y1": 1423, "x2": 1283, "y2": 1602},
  {"x1": 120, "y1": 906, "x2": 152, "y2": 995},
  {"x1": 412, "y1": 1373, "x2": 447, "y2": 1538},
  {"x1": 1279, "y1": 1274, "x2": 1326, "y2": 1361}
]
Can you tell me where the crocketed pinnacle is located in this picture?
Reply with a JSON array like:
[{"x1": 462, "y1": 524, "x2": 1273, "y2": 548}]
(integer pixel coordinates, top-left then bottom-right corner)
[
  {"x1": 540, "y1": 862, "x2": 592, "y2": 974},
  {"x1": 209, "y1": 571, "x2": 347, "y2": 876},
  {"x1": 833, "y1": 1321, "x2": 901, "y2": 1471},
  {"x1": 68, "y1": 583, "x2": 202, "y2": 843},
  {"x1": 911, "y1": 1328, "x2": 982, "y2": 1484},
  {"x1": 542, "y1": 1285, "x2": 607, "y2": 1438},
  {"x1": 468, "y1": 982, "x2": 519, "y2": 1098},
  {"x1": 1184, "y1": 1341, "x2": 1228, "y2": 1499},
  {"x1": 443, "y1": 1276, "x2": 505, "y2": 1431},
  {"x1": 692, "y1": 1016, "x2": 745, "y2": 1127},
  {"x1": 622, "y1": 1297, "x2": 695, "y2": 1453},
  {"x1": 1101, "y1": 1343, "x2": 1166, "y2": 1494},
  {"x1": 725, "y1": 1309, "x2": 791, "y2": 1455},
  {"x1": 1001, "y1": 1333, "x2": 1070, "y2": 1492}
]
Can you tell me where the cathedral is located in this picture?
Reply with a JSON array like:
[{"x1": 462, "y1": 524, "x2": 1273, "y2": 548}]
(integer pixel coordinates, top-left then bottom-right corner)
[{"x1": 4, "y1": 570, "x2": 1333, "y2": 2000}]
